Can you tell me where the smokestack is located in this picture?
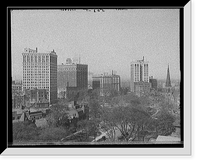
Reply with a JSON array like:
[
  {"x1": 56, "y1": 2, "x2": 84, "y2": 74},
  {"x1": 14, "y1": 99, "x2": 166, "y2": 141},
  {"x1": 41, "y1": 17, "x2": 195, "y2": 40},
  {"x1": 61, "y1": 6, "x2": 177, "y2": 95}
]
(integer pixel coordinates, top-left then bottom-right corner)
[
  {"x1": 36, "y1": 47, "x2": 38, "y2": 53},
  {"x1": 143, "y1": 56, "x2": 144, "y2": 61}
]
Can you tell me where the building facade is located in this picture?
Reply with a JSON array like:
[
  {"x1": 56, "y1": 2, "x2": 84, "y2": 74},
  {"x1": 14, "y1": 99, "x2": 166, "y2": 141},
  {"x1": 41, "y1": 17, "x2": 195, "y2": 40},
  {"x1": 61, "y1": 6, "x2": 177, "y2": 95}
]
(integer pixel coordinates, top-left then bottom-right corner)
[
  {"x1": 22, "y1": 48, "x2": 57, "y2": 104},
  {"x1": 12, "y1": 80, "x2": 22, "y2": 94},
  {"x1": 149, "y1": 76, "x2": 158, "y2": 90},
  {"x1": 57, "y1": 58, "x2": 88, "y2": 98},
  {"x1": 92, "y1": 79, "x2": 101, "y2": 90},
  {"x1": 133, "y1": 81, "x2": 151, "y2": 97},
  {"x1": 92, "y1": 72, "x2": 121, "y2": 96},
  {"x1": 12, "y1": 80, "x2": 23, "y2": 109},
  {"x1": 130, "y1": 57, "x2": 149, "y2": 92}
]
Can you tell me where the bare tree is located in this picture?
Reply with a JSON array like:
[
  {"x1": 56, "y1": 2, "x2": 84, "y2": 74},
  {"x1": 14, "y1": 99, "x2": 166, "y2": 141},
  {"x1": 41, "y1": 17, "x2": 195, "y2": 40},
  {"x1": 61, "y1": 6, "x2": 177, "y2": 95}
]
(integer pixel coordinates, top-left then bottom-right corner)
[{"x1": 101, "y1": 106, "x2": 152, "y2": 142}]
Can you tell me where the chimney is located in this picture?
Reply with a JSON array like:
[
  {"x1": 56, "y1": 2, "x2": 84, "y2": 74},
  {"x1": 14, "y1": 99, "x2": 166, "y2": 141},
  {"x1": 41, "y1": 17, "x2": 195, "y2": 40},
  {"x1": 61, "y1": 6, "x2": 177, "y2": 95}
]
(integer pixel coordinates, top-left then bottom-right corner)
[
  {"x1": 143, "y1": 56, "x2": 144, "y2": 61},
  {"x1": 36, "y1": 47, "x2": 38, "y2": 53}
]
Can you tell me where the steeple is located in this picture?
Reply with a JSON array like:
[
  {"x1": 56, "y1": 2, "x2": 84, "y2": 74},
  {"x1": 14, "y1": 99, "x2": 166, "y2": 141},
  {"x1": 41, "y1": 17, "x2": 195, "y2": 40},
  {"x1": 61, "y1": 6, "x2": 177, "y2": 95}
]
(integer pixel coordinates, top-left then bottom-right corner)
[{"x1": 165, "y1": 64, "x2": 172, "y2": 87}]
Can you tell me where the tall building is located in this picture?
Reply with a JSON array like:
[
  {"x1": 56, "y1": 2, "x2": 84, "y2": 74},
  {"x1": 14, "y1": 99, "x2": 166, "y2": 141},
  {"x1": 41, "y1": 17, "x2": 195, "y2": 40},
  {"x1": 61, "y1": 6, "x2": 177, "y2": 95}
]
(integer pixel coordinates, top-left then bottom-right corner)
[
  {"x1": 57, "y1": 58, "x2": 88, "y2": 98},
  {"x1": 149, "y1": 76, "x2": 158, "y2": 90},
  {"x1": 92, "y1": 71, "x2": 121, "y2": 96},
  {"x1": 130, "y1": 57, "x2": 150, "y2": 96},
  {"x1": 22, "y1": 48, "x2": 57, "y2": 104}
]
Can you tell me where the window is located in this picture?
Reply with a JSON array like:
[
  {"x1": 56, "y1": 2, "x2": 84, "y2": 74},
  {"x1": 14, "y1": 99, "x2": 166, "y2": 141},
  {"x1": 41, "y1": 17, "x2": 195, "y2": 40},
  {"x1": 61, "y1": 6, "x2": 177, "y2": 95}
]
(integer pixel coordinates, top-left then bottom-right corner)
[
  {"x1": 42, "y1": 56, "x2": 45, "y2": 63},
  {"x1": 38, "y1": 56, "x2": 41, "y2": 62},
  {"x1": 35, "y1": 56, "x2": 37, "y2": 63},
  {"x1": 23, "y1": 56, "x2": 26, "y2": 63},
  {"x1": 27, "y1": 56, "x2": 30, "y2": 63},
  {"x1": 31, "y1": 55, "x2": 33, "y2": 62},
  {"x1": 46, "y1": 56, "x2": 49, "y2": 63}
]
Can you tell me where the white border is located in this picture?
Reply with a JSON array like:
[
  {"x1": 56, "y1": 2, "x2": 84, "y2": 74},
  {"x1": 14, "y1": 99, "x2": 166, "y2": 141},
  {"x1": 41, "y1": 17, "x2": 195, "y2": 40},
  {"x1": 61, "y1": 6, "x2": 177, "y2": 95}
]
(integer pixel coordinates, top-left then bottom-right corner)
[{"x1": 3, "y1": 2, "x2": 191, "y2": 156}]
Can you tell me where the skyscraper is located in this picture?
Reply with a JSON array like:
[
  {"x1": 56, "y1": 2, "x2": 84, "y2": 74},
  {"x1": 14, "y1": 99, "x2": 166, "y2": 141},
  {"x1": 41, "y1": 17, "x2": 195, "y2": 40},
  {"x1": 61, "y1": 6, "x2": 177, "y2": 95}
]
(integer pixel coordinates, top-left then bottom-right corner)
[
  {"x1": 130, "y1": 57, "x2": 149, "y2": 93},
  {"x1": 57, "y1": 58, "x2": 88, "y2": 97},
  {"x1": 22, "y1": 48, "x2": 57, "y2": 104}
]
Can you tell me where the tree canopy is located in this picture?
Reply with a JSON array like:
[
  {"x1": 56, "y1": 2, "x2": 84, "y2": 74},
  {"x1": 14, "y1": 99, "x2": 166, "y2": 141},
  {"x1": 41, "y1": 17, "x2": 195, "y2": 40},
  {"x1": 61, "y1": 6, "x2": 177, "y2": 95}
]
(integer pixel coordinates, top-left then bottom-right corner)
[{"x1": 101, "y1": 106, "x2": 153, "y2": 141}]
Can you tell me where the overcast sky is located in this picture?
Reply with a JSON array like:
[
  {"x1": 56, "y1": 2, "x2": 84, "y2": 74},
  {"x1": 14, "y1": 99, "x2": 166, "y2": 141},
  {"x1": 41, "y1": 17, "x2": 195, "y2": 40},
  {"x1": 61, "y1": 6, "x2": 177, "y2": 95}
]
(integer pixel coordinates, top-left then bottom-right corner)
[{"x1": 11, "y1": 9, "x2": 180, "y2": 81}]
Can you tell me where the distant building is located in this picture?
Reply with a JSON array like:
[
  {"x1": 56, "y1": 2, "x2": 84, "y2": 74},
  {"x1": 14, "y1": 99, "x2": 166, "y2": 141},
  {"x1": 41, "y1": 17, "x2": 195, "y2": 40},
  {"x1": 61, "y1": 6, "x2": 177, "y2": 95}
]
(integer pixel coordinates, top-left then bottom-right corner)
[
  {"x1": 149, "y1": 76, "x2": 158, "y2": 90},
  {"x1": 130, "y1": 57, "x2": 149, "y2": 92},
  {"x1": 130, "y1": 57, "x2": 150, "y2": 96},
  {"x1": 12, "y1": 94, "x2": 23, "y2": 109},
  {"x1": 164, "y1": 65, "x2": 172, "y2": 92},
  {"x1": 92, "y1": 79, "x2": 100, "y2": 90},
  {"x1": 134, "y1": 81, "x2": 151, "y2": 97},
  {"x1": 22, "y1": 48, "x2": 57, "y2": 104},
  {"x1": 57, "y1": 58, "x2": 88, "y2": 98},
  {"x1": 12, "y1": 80, "x2": 23, "y2": 109},
  {"x1": 92, "y1": 71, "x2": 121, "y2": 96},
  {"x1": 27, "y1": 88, "x2": 49, "y2": 104},
  {"x1": 12, "y1": 80, "x2": 22, "y2": 95}
]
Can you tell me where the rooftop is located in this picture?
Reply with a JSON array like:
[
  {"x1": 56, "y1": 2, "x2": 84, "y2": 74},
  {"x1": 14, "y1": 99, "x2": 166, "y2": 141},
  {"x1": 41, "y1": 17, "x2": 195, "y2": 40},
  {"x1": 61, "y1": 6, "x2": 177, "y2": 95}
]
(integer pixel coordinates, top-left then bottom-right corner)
[{"x1": 155, "y1": 135, "x2": 181, "y2": 142}]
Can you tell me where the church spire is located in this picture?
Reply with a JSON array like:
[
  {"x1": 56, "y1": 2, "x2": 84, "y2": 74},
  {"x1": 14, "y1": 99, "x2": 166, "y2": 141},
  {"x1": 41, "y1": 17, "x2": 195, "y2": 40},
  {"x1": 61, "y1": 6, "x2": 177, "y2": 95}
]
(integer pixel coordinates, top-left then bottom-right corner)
[{"x1": 165, "y1": 64, "x2": 172, "y2": 87}]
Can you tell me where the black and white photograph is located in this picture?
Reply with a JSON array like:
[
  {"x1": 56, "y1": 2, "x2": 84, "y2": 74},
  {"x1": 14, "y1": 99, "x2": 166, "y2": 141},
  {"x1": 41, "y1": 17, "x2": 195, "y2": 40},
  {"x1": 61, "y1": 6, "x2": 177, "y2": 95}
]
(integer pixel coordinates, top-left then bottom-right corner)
[{"x1": 4, "y1": 2, "x2": 192, "y2": 156}]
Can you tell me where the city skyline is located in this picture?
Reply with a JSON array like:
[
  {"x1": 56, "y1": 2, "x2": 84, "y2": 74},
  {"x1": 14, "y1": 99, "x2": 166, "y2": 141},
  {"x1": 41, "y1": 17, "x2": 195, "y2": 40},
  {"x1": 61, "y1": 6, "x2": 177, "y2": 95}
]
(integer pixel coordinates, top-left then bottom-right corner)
[{"x1": 11, "y1": 9, "x2": 180, "y2": 81}]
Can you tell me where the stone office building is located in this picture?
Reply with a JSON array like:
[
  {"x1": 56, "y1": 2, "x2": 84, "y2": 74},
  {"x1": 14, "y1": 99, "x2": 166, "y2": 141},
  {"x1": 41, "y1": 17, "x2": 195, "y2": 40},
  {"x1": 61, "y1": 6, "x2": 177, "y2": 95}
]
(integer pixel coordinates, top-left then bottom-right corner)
[
  {"x1": 57, "y1": 58, "x2": 88, "y2": 98},
  {"x1": 92, "y1": 71, "x2": 121, "y2": 96},
  {"x1": 130, "y1": 57, "x2": 151, "y2": 97},
  {"x1": 22, "y1": 48, "x2": 57, "y2": 104}
]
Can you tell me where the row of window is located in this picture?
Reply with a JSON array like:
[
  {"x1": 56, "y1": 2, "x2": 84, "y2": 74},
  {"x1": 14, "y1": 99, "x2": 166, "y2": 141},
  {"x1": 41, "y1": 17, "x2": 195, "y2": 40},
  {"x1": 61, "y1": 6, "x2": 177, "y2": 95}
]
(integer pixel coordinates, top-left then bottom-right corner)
[
  {"x1": 23, "y1": 84, "x2": 49, "y2": 86},
  {"x1": 58, "y1": 67, "x2": 79, "y2": 71},
  {"x1": 23, "y1": 55, "x2": 49, "y2": 63},
  {"x1": 23, "y1": 87, "x2": 50, "y2": 89},
  {"x1": 23, "y1": 80, "x2": 49, "y2": 82},
  {"x1": 23, "y1": 73, "x2": 49, "y2": 75},
  {"x1": 23, "y1": 81, "x2": 49, "y2": 83},
  {"x1": 23, "y1": 69, "x2": 49, "y2": 73},
  {"x1": 23, "y1": 77, "x2": 49, "y2": 80},
  {"x1": 23, "y1": 68, "x2": 49, "y2": 70},
  {"x1": 23, "y1": 69, "x2": 49, "y2": 71},
  {"x1": 23, "y1": 63, "x2": 49, "y2": 66},
  {"x1": 23, "y1": 83, "x2": 49, "y2": 85},
  {"x1": 23, "y1": 69, "x2": 49, "y2": 72},
  {"x1": 23, "y1": 71, "x2": 49, "y2": 74}
]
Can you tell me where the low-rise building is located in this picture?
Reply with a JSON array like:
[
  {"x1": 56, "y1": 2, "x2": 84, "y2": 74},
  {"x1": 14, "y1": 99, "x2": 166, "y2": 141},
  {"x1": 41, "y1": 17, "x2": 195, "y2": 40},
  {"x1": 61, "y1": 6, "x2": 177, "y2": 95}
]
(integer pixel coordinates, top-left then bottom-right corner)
[
  {"x1": 12, "y1": 80, "x2": 23, "y2": 109},
  {"x1": 92, "y1": 71, "x2": 121, "y2": 96},
  {"x1": 12, "y1": 80, "x2": 22, "y2": 94},
  {"x1": 134, "y1": 81, "x2": 151, "y2": 97}
]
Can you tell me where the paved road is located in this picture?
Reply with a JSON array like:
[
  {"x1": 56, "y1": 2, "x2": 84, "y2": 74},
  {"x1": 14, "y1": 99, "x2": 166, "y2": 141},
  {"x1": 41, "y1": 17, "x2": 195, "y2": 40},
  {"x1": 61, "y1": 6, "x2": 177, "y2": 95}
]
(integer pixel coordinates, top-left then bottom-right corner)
[{"x1": 60, "y1": 129, "x2": 85, "y2": 141}]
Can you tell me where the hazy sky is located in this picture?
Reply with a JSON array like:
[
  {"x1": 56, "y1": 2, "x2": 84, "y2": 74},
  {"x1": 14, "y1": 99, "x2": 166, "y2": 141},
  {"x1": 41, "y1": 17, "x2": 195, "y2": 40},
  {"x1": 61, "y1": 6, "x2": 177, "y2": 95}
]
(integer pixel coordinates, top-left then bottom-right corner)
[{"x1": 11, "y1": 9, "x2": 180, "y2": 80}]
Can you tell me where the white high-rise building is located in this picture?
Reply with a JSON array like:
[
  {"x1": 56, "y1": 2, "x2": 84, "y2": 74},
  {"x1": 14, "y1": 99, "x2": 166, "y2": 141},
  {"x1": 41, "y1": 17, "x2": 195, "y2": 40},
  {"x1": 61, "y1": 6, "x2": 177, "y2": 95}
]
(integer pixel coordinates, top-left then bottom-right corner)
[
  {"x1": 22, "y1": 48, "x2": 57, "y2": 104},
  {"x1": 130, "y1": 57, "x2": 149, "y2": 92}
]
